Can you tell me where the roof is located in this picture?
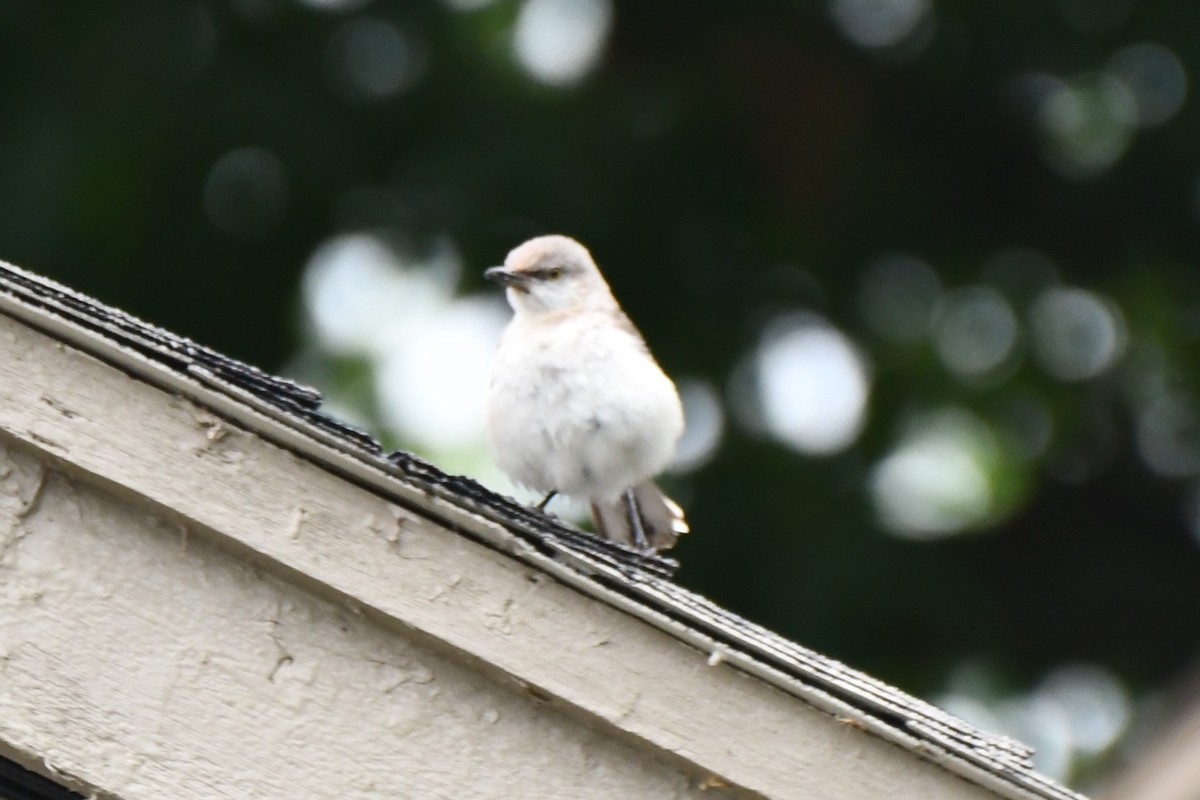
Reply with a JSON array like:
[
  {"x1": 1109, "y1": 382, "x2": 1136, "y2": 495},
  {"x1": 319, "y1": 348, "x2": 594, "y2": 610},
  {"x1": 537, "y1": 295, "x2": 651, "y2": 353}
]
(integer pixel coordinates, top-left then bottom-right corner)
[{"x1": 0, "y1": 259, "x2": 1086, "y2": 800}]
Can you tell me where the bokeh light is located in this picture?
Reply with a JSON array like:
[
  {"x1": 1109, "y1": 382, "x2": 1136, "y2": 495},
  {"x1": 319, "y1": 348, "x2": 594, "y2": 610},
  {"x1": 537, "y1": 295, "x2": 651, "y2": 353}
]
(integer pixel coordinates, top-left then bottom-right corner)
[
  {"x1": 326, "y1": 17, "x2": 427, "y2": 102},
  {"x1": 303, "y1": 233, "x2": 454, "y2": 355},
  {"x1": 1107, "y1": 42, "x2": 1188, "y2": 128},
  {"x1": 670, "y1": 378, "x2": 726, "y2": 474},
  {"x1": 301, "y1": 232, "x2": 514, "y2": 456},
  {"x1": 512, "y1": 0, "x2": 614, "y2": 87},
  {"x1": 1029, "y1": 71, "x2": 1138, "y2": 179},
  {"x1": 828, "y1": 0, "x2": 933, "y2": 52},
  {"x1": 857, "y1": 254, "x2": 942, "y2": 344},
  {"x1": 441, "y1": 0, "x2": 499, "y2": 10},
  {"x1": 940, "y1": 662, "x2": 1131, "y2": 782},
  {"x1": 1136, "y1": 392, "x2": 1200, "y2": 478},
  {"x1": 375, "y1": 296, "x2": 509, "y2": 451},
  {"x1": 1028, "y1": 286, "x2": 1126, "y2": 382},
  {"x1": 1041, "y1": 666, "x2": 1133, "y2": 757},
  {"x1": 734, "y1": 313, "x2": 871, "y2": 456},
  {"x1": 203, "y1": 147, "x2": 289, "y2": 240},
  {"x1": 870, "y1": 408, "x2": 1001, "y2": 539},
  {"x1": 293, "y1": 0, "x2": 370, "y2": 13},
  {"x1": 1019, "y1": 39, "x2": 1188, "y2": 179},
  {"x1": 932, "y1": 286, "x2": 1021, "y2": 383}
]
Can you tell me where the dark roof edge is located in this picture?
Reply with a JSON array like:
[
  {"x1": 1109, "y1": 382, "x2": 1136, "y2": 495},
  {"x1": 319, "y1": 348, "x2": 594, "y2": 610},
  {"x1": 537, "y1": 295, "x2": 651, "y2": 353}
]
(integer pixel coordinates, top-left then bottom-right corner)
[{"x1": 0, "y1": 260, "x2": 1086, "y2": 800}]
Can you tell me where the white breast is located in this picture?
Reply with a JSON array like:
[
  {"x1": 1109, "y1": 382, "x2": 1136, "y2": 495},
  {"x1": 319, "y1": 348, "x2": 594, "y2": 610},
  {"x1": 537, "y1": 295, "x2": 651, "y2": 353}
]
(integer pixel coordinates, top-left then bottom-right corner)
[{"x1": 485, "y1": 311, "x2": 683, "y2": 503}]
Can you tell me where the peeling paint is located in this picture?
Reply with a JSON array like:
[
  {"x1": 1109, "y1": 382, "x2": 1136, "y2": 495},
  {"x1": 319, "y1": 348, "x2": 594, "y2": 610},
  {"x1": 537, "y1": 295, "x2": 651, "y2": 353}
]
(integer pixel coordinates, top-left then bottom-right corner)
[
  {"x1": 39, "y1": 395, "x2": 79, "y2": 419},
  {"x1": 699, "y1": 774, "x2": 730, "y2": 791},
  {"x1": 287, "y1": 507, "x2": 307, "y2": 540},
  {"x1": 616, "y1": 691, "x2": 642, "y2": 722},
  {"x1": 427, "y1": 573, "x2": 463, "y2": 603},
  {"x1": 194, "y1": 411, "x2": 231, "y2": 443},
  {"x1": 268, "y1": 654, "x2": 294, "y2": 683},
  {"x1": 380, "y1": 660, "x2": 435, "y2": 690},
  {"x1": 0, "y1": 526, "x2": 31, "y2": 567},
  {"x1": 365, "y1": 512, "x2": 397, "y2": 545},
  {"x1": 0, "y1": 451, "x2": 47, "y2": 564},
  {"x1": 189, "y1": 412, "x2": 247, "y2": 466},
  {"x1": 14, "y1": 469, "x2": 48, "y2": 521},
  {"x1": 26, "y1": 430, "x2": 63, "y2": 451},
  {"x1": 485, "y1": 596, "x2": 517, "y2": 636}
]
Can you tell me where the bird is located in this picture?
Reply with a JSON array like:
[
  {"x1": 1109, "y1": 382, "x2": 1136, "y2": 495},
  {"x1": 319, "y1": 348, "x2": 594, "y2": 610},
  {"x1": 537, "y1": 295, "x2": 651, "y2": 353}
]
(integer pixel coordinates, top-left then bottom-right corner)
[{"x1": 484, "y1": 234, "x2": 689, "y2": 552}]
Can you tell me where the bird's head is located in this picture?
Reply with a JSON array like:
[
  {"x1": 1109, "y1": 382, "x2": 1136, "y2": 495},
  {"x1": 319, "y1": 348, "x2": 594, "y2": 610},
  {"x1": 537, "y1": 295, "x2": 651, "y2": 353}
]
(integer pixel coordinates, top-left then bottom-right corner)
[{"x1": 485, "y1": 235, "x2": 617, "y2": 316}]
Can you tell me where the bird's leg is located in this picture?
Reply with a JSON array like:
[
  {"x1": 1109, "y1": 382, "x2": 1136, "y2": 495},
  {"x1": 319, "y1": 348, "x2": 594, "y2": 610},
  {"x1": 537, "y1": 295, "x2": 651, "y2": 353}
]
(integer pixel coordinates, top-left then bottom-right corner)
[
  {"x1": 623, "y1": 488, "x2": 652, "y2": 553},
  {"x1": 534, "y1": 491, "x2": 558, "y2": 512},
  {"x1": 589, "y1": 502, "x2": 608, "y2": 539}
]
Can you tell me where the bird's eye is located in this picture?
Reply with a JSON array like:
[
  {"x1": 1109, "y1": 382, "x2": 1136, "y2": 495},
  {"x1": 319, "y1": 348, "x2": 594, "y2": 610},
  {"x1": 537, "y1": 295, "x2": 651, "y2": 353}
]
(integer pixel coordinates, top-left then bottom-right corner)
[{"x1": 547, "y1": 268, "x2": 563, "y2": 280}]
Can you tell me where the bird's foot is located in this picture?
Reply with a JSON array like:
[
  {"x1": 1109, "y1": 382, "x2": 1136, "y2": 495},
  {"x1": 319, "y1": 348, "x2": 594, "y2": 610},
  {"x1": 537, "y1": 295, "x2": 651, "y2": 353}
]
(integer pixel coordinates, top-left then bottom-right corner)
[{"x1": 534, "y1": 491, "x2": 558, "y2": 512}]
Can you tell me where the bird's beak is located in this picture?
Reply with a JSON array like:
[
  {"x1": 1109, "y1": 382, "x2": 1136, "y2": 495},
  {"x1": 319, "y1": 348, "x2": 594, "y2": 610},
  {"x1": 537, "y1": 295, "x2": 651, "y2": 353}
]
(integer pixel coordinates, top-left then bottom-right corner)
[{"x1": 484, "y1": 266, "x2": 528, "y2": 288}]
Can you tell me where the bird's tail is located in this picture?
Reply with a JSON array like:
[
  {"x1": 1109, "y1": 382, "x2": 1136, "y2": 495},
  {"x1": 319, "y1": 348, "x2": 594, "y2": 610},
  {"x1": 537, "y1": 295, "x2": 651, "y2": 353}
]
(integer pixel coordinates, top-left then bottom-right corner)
[{"x1": 590, "y1": 482, "x2": 689, "y2": 553}]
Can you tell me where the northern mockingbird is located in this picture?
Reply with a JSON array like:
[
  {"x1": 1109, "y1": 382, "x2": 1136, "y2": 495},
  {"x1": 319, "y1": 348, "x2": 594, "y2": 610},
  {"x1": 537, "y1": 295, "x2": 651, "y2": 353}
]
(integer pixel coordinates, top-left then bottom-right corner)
[{"x1": 484, "y1": 234, "x2": 689, "y2": 552}]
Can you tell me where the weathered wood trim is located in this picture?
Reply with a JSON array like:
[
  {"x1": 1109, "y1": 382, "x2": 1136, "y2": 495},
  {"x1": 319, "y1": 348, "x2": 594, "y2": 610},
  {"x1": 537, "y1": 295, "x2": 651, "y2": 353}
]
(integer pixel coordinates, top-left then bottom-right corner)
[{"x1": 0, "y1": 301, "x2": 1025, "y2": 798}]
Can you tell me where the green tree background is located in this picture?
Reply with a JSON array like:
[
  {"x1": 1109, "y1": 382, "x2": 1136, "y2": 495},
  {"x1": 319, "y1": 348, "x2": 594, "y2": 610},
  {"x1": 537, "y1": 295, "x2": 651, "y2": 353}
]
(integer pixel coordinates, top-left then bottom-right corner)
[{"x1": 3, "y1": 0, "x2": 1198, "y2": 789}]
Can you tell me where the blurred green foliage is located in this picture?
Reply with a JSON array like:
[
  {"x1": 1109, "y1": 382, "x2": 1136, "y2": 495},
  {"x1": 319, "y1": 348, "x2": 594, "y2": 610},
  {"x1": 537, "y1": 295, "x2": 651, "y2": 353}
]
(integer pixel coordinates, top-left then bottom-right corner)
[{"x1": 3, "y1": 0, "x2": 1200, "y2": 785}]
